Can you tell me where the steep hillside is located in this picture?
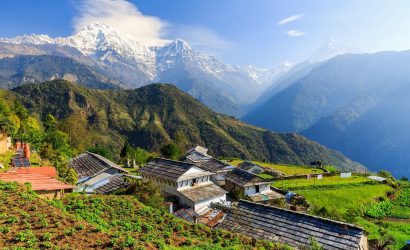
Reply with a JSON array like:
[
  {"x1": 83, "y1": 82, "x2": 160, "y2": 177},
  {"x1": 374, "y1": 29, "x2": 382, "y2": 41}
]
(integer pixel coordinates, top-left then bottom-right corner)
[
  {"x1": 244, "y1": 51, "x2": 410, "y2": 132},
  {"x1": 11, "y1": 80, "x2": 365, "y2": 172},
  {"x1": 0, "y1": 181, "x2": 274, "y2": 249},
  {"x1": 0, "y1": 55, "x2": 123, "y2": 89},
  {"x1": 304, "y1": 83, "x2": 410, "y2": 178}
]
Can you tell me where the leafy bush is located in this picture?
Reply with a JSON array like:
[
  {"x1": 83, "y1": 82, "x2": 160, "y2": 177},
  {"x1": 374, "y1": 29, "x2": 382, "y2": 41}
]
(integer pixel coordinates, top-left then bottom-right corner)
[{"x1": 365, "y1": 201, "x2": 393, "y2": 218}]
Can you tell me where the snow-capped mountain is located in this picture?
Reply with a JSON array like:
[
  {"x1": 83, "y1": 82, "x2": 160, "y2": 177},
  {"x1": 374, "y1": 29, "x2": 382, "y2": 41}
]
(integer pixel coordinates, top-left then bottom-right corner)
[
  {"x1": 0, "y1": 22, "x2": 292, "y2": 115},
  {"x1": 308, "y1": 39, "x2": 361, "y2": 63},
  {"x1": 245, "y1": 61, "x2": 294, "y2": 86}
]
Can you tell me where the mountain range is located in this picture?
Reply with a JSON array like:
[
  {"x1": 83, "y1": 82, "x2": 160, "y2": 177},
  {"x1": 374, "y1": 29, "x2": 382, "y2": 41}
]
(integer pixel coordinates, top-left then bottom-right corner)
[
  {"x1": 0, "y1": 22, "x2": 296, "y2": 116},
  {"x1": 244, "y1": 51, "x2": 410, "y2": 178},
  {"x1": 4, "y1": 80, "x2": 364, "y2": 172}
]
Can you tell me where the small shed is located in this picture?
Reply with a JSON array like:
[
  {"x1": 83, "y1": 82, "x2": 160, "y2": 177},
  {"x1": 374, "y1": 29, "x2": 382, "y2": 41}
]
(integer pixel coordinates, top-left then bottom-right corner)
[{"x1": 225, "y1": 167, "x2": 273, "y2": 196}]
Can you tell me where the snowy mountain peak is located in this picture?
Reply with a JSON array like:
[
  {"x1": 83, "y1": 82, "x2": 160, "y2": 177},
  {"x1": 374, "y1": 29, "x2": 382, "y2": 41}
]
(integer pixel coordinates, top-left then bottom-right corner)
[
  {"x1": 170, "y1": 38, "x2": 192, "y2": 51},
  {"x1": 0, "y1": 34, "x2": 54, "y2": 45},
  {"x1": 308, "y1": 39, "x2": 361, "y2": 63},
  {"x1": 245, "y1": 61, "x2": 294, "y2": 85}
]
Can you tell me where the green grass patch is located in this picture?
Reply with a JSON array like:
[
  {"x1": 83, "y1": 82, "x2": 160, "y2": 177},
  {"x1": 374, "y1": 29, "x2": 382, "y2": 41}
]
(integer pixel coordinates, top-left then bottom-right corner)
[
  {"x1": 298, "y1": 184, "x2": 393, "y2": 217},
  {"x1": 228, "y1": 159, "x2": 323, "y2": 176},
  {"x1": 258, "y1": 173, "x2": 274, "y2": 179},
  {"x1": 273, "y1": 175, "x2": 374, "y2": 190},
  {"x1": 389, "y1": 206, "x2": 410, "y2": 219}
]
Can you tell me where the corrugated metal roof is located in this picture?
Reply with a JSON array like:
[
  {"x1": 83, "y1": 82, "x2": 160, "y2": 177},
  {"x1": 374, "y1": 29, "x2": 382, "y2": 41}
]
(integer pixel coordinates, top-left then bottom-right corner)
[
  {"x1": 178, "y1": 183, "x2": 227, "y2": 203},
  {"x1": 217, "y1": 200, "x2": 364, "y2": 250},
  {"x1": 140, "y1": 158, "x2": 213, "y2": 182},
  {"x1": 69, "y1": 152, "x2": 128, "y2": 180},
  {"x1": 0, "y1": 172, "x2": 73, "y2": 191},
  {"x1": 8, "y1": 166, "x2": 57, "y2": 178},
  {"x1": 94, "y1": 175, "x2": 128, "y2": 194},
  {"x1": 185, "y1": 151, "x2": 212, "y2": 163},
  {"x1": 225, "y1": 168, "x2": 272, "y2": 187},
  {"x1": 193, "y1": 158, "x2": 233, "y2": 173}
]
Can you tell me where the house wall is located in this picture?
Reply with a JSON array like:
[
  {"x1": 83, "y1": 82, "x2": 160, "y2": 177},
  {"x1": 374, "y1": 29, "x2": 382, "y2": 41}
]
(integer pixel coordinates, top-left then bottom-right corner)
[
  {"x1": 194, "y1": 194, "x2": 226, "y2": 213},
  {"x1": 211, "y1": 173, "x2": 225, "y2": 186},
  {"x1": 359, "y1": 235, "x2": 369, "y2": 250},
  {"x1": 0, "y1": 135, "x2": 9, "y2": 154},
  {"x1": 244, "y1": 184, "x2": 271, "y2": 195},
  {"x1": 177, "y1": 175, "x2": 211, "y2": 190},
  {"x1": 36, "y1": 189, "x2": 72, "y2": 199}
]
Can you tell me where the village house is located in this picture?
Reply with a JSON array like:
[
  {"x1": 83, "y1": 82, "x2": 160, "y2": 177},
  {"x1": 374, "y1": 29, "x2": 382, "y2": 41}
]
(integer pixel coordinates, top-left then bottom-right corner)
[
  {"x1": 0, "y1": 167, "x2": 74, "y2": 199},
  {"x1": 69, "y1": 152, "x2": 131, "y2": 194},
  {"x1": 217, "y1": 200, "x2": 368, "y2": 250},
  {"x1": 139, "y1": 158, "x2": 227, "y2": 214},
  {"x1": 0, "y1": 142, "x2": 73, "y2": 199},
  {"x1": 185, "y1": 146, "x2": 235, "y2": 186},
  {"x1": 224, "y1": 167, "x2": 282, "y2": 202}
]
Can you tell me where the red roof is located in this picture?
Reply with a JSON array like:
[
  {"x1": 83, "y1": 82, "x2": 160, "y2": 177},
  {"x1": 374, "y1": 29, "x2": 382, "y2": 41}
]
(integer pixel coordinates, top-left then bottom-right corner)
[
  {"x1": 0, "y1": 172, "x2": 74, "y2": 191},
  {"x1": 8, "y1": 166, "x2": 58, "y2": 178}
]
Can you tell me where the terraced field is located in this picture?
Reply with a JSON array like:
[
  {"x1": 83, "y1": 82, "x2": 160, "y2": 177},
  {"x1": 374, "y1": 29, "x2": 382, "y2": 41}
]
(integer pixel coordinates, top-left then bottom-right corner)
[
  {"x1": 298, "y1": 184, "x2": 393, "y2": 215},
  {"x1": 272, "y1": 175, "x2": 375, "y2": 190},
  {"x1": 227, "y1": 159, "x2": 324, "y2": 175}
]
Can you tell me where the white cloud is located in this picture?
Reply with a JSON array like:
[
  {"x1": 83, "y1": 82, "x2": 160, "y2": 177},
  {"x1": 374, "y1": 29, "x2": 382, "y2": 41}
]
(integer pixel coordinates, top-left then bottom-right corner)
[
  {"x1": 286, "y1": 30, "x2": 305, "y2": 37},
  {"x1": 72, "y1": 0, "x2": 168, "y2": 45},
  {"x1": 277, "y1": 14, "x2": 304, "y2": 26},
  {"x1": 170, "y1": 26, "x2": 235, "y2": 52}
]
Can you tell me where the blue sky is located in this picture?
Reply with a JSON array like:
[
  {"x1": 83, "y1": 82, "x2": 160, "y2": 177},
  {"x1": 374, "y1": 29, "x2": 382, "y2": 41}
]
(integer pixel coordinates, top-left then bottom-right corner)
[{"x1": 1, "y1": 0, "x2": 410, "y2": 67}]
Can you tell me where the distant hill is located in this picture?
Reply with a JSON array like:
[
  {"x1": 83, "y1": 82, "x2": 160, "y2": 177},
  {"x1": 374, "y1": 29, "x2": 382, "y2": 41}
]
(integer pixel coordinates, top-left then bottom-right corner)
[
  {"x1": 10, "y1": 80, "x2": 365, "y2": 172},
  {"x1": 0, "y1": 54, "x2": 123, "y2": 89},
  {"x1": 244, "y1": 51, "x2": 410, "y2": 177}
]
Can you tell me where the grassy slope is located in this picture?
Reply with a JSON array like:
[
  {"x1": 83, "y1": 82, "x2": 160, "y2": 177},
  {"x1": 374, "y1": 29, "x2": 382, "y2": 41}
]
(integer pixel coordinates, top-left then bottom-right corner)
[
  {"x1": 298, "y1": 184, "x2": 393, "y2": 216},
  {"x1": 296, "y1": 181, "x2": 410, "y2": 249},
  {"x1": 0, "y1": 181, "x2": 111, "y2": 249},
  {"x1": 10, "y1": 80, "x2": 364, "y2": 172},
  {"x1": 0, "y1": 181, "x2": 283, "y2": 250},
  {"x1": 272, "y1": 175, "x2": 374, "y2": 190},
  {"x1": 228, "y1": 159, "x2": 324, "y2": 175}
]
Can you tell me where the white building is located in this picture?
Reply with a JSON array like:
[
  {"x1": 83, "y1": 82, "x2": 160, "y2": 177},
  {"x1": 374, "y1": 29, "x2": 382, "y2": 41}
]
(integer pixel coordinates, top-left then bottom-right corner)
[
  {"x1": 224, "y1": 167, "x2": 282, "y2": 202},
  {"x1": 139, "y1": 158, "x2": 227, "y2": 214}
]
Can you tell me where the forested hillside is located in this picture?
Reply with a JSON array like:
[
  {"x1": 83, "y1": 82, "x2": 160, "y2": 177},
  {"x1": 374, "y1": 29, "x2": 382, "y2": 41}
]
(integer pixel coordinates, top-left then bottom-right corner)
[
  {"x1": 7, "y1": 80, "x2": 364, "y2": 172},
  {"x1": 244, "y1": 51, "x2": 410, "y2": 177},
  {"x1": 0, "y1": 55, "x2": 122, "y2": 89}
]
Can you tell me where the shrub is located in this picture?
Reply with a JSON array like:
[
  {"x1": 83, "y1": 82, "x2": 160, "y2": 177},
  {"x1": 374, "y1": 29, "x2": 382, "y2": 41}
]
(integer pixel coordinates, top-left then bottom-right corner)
[
  {"x1": 41, "y1": 232, "x2": 53, "y2": 241},
  {"x1": 14, "y1": 229, "x2": 37, "y2": 246},
  {"x1": 365, "y1": 201, "x2": 393, "y2": 218}
]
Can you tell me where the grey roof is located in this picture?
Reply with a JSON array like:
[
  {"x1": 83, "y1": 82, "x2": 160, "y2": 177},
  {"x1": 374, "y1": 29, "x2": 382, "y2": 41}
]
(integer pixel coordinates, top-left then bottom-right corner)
[
  {"x1": 178, "y1": 183, "x2": 227, "y2": 203},
  {"x1": 140, "y1": 158, "x2": 213, "y2": 182},
  {"x1": 185, "y1": 150, "x2": 212, "y2": 163},
  {"x1": 186, "y1": 145, "x2": 209, "y2": 155},
  {"x1": 225, "y1": 167, "x2": 272, "y2": 187},
  {"x1": 193, "y1": 158, "x2": 234, "y2": 173},
  {"x1": 95, "y1": 175, "x2": 128, "y2": 194},
  {"x1": 217, "y1": 200, "x2": 365, "y2": 250},
  {"x1": 174, "y1": 208, "x2": 200, "y2": 223},
  {"x1": 69, "y1": 152, "x2": 128, "y2": 180},
  {"x1": 238, "y1": 161, "x2": 263, "y2": 172}
]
